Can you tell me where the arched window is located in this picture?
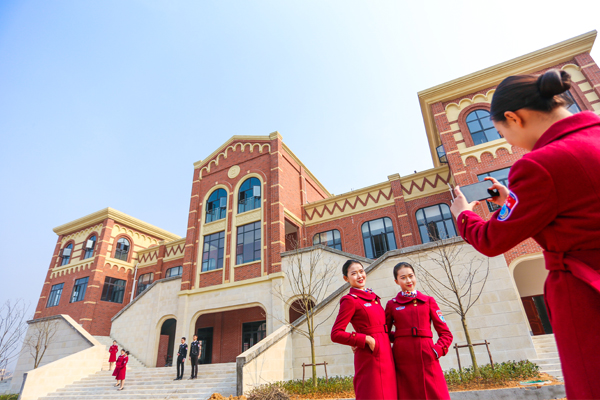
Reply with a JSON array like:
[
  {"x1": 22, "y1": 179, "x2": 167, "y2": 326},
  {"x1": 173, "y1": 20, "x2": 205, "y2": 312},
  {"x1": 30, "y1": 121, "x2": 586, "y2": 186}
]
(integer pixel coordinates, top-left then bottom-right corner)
[
  {"x1": 466, "y1": 110, "x2": 502, "y2": 145},
  {"x1": 136, "y1": 272, "x2": 154, "y2": 296},
  {"x1": 362, "y1": 217, "x2": 397, "y2": 259},
  {"x1": 313, "y1": 229, "x2": 342, "y2": 251},
  {"x1": 206, "y1": 189, "x2": 228, "y2": 223},
  {"x1": 60, "y1": 243, "x2": 73, "y2": 266},
  {"x1": 416, "y1": 204, "x2": 457, "y2": 244},
  {"x1": 289, "y1": 298, "x2": 316, "y2": 323},
  {"x1": 238, "y1": 178, "x2": 261, "y2": 214},
  {"x1": 114, "y1": 238, "x2": 130, "y2": 261},
  {"x1": 166, "y1": 266, "x2": 183, "y2": 278},
  {"x1": 565, "y1": 91, "x2": 581, "y2": 114},
  {"x1": 83, "y1": 235, "x2": 97, "y2": 259}
]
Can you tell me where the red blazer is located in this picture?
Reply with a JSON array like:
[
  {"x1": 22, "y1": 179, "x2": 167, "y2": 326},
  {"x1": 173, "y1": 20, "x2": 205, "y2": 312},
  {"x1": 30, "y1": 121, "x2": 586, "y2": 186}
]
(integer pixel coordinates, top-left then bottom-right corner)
[
  {"x1": 385, "y1": 292, "x2": 453, "y2": 357},
  {"x1": 108, "y1": 345, "x2": 118, "y2": 363},
  {"x1": 457, "y1": 111, "x2": 600, "y2": 273},
  {"x1": 112, "y1": 355, "x2": 128, "y2": 380}
]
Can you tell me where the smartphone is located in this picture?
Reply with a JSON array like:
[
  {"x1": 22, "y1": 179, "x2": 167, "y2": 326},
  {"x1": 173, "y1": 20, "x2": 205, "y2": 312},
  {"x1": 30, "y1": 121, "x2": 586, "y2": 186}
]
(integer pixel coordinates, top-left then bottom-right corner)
[{"x1": 460, "y1": 180, "x2": 500, "y2": 203}]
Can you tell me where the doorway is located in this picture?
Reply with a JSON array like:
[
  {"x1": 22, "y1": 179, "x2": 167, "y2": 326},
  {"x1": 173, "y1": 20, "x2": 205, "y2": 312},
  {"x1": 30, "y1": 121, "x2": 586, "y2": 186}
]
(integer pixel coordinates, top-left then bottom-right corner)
[
  {"x1": 242, "y1": 320, "x2": 266, "y2": 352},
  {"x1": 521, "y1": 295, "x2": 553, "y2": 335},
  {"x1": 157, "y1": 318, "x2": 176, "y2": 367},
  {"x1": 196, "y1": 327, "x2": 213, "y2": 364},
  {"x1": 512, "y1": 256, "x2": 551, "y2": 335}
]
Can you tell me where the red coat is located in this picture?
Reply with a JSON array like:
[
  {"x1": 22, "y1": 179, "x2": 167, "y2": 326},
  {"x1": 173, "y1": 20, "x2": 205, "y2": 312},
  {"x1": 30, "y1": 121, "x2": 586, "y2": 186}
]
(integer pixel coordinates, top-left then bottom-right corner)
[
  {"x1": 112, "y1": 355, "x2": 128, "y2": 380},
  {"x1": 457, "y1": 111, "x2": 600, "y2": 400},
  {"x1": 108, "y1": 345, "x2": 118, "y2": 363},
  {"x1": 385, "y1": 292, "x2": 452, "y2": 400},
  {"x1": 331, "y1": 288, "x2": 397, "y2": 400}
]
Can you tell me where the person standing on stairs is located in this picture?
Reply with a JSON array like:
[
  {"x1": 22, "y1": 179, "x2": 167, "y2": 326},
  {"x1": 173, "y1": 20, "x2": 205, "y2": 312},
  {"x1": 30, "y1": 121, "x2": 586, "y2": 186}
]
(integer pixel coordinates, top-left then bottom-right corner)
[
  {"x1": 108, "y1": 340, "x2": 118, "y2": 371},
  {"x1": 174, "y1": 337, "x2": 188, "y2": 381},
  {"x1": 189, "y1": 335, "x2": 200, "y2": 379},
  {"x1": 112, "y1": 349, "x2": 129, "y2": 391}
]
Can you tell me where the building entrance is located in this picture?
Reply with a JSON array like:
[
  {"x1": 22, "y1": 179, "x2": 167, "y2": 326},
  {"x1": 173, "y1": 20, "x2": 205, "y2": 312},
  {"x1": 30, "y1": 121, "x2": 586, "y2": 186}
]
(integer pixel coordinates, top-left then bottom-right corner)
[
  {"x1": 512, "y1": 256, "x2": 552, "y2": 335},
  {"x1": 196, "y1": 327, "x2": 213, "y2": 364}
]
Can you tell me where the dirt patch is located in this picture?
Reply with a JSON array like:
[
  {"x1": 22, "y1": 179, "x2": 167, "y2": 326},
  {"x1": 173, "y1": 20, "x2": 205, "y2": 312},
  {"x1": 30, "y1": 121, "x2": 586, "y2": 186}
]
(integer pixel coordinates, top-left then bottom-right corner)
[
  {"x1": 290, "y1": 391, "x2": 354, "y2": 400},
  {"x1": 447, "y1": 372, "x2": 562, "y2": 392},
  {"x1": 208, "y1": 394, "x2": 247, "y2": 400}
]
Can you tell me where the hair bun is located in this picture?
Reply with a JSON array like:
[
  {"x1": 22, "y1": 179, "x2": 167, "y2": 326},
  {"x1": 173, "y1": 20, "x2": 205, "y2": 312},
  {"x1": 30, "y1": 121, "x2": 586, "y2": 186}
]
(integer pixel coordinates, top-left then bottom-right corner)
[{"x1": 538, "y1": 70, "x2": 571, "y2": 98}]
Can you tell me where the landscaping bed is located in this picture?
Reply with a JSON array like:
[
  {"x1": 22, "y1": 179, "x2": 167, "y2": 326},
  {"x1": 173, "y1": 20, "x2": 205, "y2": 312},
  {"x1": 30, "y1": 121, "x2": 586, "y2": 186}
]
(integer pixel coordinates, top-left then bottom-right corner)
[{"x1": 243, "y1": 361, "x2": 560, "y2": 400}]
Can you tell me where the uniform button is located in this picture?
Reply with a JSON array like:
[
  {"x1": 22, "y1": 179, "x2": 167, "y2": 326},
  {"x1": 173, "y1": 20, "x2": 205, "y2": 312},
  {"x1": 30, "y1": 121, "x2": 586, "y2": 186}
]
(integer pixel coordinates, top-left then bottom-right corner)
[
  {"x1": 462, "y1": 218, "x2": 465, "y2": 223},
  {"x1": 414, "y1": 304, "x2": 417, "y2": 306},
  {"x1": 375, "y1": 301, "x2": 378, "y2": 304},
  {"x1": 413, "y1": 300, "x2": 417, "y2": 303}
]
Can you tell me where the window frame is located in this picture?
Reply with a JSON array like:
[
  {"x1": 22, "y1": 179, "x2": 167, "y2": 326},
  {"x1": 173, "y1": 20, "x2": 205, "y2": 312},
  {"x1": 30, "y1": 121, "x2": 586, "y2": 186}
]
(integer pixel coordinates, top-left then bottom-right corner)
[
  {"x1": 416, "y1": 203, "x2": 457, "y2": 244},
  {"x1": 206, "y1": 188, "x2": 228, "y2": 223},
  {"x1": 464, "y1": 109, "x2": 502, "y2": 146},
  {"x1": 313, "y1": 229, "x2": 342, "y2": 251},
  {"x1": 166, "y1": 266, "x2": 183, "y2": 278},
  {"x1": 60, "y1": 242, "x2": 74, "y2": 266},
  {"x1": 237, "y1": 177, "x2": 262, "y2": 214},
  {"x1": 114, "y1": 237, "x2": 131, "y2": 262},
  {"x1": 82, "y1": 234, "x2": 97, "y2": 260},
  {"x1": 47, "y1": 283, "x2": 64, "y2": 308},
  {"x1": 236, "y1": 222, "x2": 261, "y2": 265},
  {"x1": 202, "y1": 231, "x2": 226, "y2": 272},
  {"x1": 70, "y1": 277, "x2": 89, "y2": 303},
  {"x1": 100, "y1": 277, "x2": 126, "y2": 304},
  {"x1": 136, "y1": 272, "x2": 154, "y2": 296},
  {"x1": 241, "y1": 320, "x2": 267, "y2": 352},
  {"x1": 361, "y1": 217, "x2": 397, "y2": 259},
  {"x1": 458, "y1": 105, "x2": 502, "y2": 148}
]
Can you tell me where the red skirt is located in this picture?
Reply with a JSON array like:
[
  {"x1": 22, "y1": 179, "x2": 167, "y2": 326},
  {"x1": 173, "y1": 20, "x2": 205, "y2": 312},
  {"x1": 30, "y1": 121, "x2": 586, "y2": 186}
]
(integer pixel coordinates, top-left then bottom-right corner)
[
  {"x1": 112, "y1": 365, "x2": 126, "y2": 380},
  {"x1": 109, "y1": 352, "x2": 117, "y2": 363}
]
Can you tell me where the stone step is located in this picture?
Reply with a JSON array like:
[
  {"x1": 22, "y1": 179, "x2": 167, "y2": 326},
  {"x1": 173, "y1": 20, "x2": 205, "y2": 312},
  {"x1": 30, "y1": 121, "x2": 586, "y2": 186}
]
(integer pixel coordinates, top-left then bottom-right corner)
[
  {"x1": 52, "y1": 386, "x2": 236, "y2": 395},
  {"x1": 42, "y1": 394, "x2": 235, "y2": 400},
  {"x1": 533, "y1": 351, "x2": 559, "y2": 358},
  {"x1": 61, "y1": 379, "x2": 235, "y2": 390},
  {"x1": 82, "y1": 372, "x2": 235, "y2": 381}
]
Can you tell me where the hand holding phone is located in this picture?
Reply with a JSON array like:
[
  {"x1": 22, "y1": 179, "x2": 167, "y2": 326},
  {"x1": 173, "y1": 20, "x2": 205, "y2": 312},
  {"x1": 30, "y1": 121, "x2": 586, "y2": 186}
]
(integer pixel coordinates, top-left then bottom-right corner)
[{"x1": 460, "y1": 180, "x2": 500, "y2": 203}]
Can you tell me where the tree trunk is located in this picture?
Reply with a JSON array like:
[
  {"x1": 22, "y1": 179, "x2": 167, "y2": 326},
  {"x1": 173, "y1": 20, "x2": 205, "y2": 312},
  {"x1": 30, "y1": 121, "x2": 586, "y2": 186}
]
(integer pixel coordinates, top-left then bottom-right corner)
[
  {"x1": 461, "y1": 316, "x2": 479, "y2": 376},
  {"x1": 310, "y1": 336, "x2": 317, "y2": 387}
]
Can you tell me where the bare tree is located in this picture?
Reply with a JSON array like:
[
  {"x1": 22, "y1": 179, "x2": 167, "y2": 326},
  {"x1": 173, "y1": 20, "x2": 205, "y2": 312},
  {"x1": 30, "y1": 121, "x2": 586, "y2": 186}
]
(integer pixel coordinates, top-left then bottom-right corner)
[
  {"x1": 411, "y1": 237, "x2": 490, "y2": 376},
  {"x1": 272, "y1": 242, "x2": 338, "y2": 387},
  {"x1": 0, "y1": 299, "x2": 29, "y2": 380},
  {"x1": 24, "y1": 318, "x2": 59, "y2": 369}
]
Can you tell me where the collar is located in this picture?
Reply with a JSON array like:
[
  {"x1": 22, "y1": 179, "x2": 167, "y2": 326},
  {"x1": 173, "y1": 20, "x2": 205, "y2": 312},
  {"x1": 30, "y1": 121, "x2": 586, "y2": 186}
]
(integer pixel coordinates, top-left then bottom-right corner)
[
  {"x1": 349, "y1": 287, "x2": 378, "y2": 301},
  {"x1": 533, "y1": 111, "x2": 600, "y2": 151},
  {"x1": 393, "y1": 290, "x2": 428, "y2": 304}
]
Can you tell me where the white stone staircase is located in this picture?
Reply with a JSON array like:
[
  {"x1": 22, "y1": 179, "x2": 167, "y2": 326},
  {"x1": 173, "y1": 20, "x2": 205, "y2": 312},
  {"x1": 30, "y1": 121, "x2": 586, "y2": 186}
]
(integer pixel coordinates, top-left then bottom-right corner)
[
  {"x1": 38, "y1": 363, "x2": 236, "y2": 400},
  {"x1": 94, "y1": 336, "x2": 147, "y2": 370},
  {"x1": 530, "y1": 334, "x2": 563, "y2": 381}
]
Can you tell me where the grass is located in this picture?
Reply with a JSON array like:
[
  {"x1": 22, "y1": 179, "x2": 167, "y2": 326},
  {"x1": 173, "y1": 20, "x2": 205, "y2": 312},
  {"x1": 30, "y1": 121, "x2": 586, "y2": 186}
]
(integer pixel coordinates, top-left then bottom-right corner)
[
  {"x1": 0, "y1": 395, "x2": 18, "y2": 400},
  {"x1": 256, "y1": 361, "x2": 543, "y2": 399}
]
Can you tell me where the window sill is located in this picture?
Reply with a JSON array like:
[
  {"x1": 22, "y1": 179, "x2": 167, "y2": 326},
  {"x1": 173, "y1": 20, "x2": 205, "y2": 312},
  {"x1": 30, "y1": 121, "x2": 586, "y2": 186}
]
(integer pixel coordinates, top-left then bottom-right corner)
[
  {"x1": 234, "y1": 260, "x2": 261, "y2": 268},
  {"x1": 199, "y1": 268, "x2": 223, "y2": 275}
]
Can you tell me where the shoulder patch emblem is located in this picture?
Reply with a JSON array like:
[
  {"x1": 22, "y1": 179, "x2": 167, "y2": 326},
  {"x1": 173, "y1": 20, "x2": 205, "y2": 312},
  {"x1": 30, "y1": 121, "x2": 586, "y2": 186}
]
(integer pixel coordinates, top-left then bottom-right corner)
[
  {"x1": 436, "y1": 310, "x2": 446, "y2": 323},
  {"x1": 498, "y1": 191, "x2": 518, "y2": 222},
  {"x1": 364, "y1": 303, "x2": 372, "y2": 307},
  {"x1": 396, "y1": 306, "x2": 405, "y2": 311},
  {"x1": 350, "y1": 294, "x2": 357, "y2": 298}
]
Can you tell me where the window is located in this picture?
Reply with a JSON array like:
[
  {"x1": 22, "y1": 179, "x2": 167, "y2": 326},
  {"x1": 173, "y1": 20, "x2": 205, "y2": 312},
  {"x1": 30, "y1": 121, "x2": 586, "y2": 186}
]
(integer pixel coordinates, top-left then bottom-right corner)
[
  {"x1": 70, "y1": 277, "x2": 89, "y2": 303},
  {"x1": 136, "y1": 273, "x2": 153, "y2": 296},
  {"x1": 478, "y1": 167, "x2": 511, "y2": 212},
  {"x1": 238, "y1": 178, "x2": 262, "y2": 213},
  {"x1": 416, "y1": 204, "x2": 457, "y2": 243},
  {"x1": 83, "y1": 236, "x2": 96, "y2": 259},
  {"x1": 236, "y1": 222, "x2": 261, "y2": 265},
  {"x1": 436, "y1": 144, "x2": 447, "y2": 164},
  {"x1": 206, "y1": 189, "x2": 228, "y2": 223},
  {"x1": 60, "y1": 243, "x2": 73, "y2": 266},
  {"x1": 114, "y1": 238, "x2": 130, "y2": 261},
  {"x1": 465, "y1": 110, "x2": 502, "y2": 145},
  {"x1": 100, "y1": 277, "x2": 126, "y2": 303},
  {"x1": 46, "y1": 283, "x2": 64, "y2": 308},
  {"x1": 313, "y1": 229, "x2": 342, "y2": 251},
  {"x1": 565, "y1": 91, "x2": 581, "y2": 114},
  {"x1": 166, "y1": 266, "x2": 183, "y2": 278},
  {"x1": 242, "y1": 321, "x2": 266, "y2": 352},
  {"x1": 362, "y1": 217, "x2": 397, "y2": 259},
  {"x1": 202, "y1": 231, "x2": 225, "y2": 272}
]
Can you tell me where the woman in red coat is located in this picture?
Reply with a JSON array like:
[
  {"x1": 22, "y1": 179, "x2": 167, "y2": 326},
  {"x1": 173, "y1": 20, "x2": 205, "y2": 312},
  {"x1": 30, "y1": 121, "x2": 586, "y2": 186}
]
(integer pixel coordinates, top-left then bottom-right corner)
[
  {"x1": 386, "y1": 262, "x2": 452, "y2": 400},
  {"x1": 112, "y1": 350, "x2": 129, "y2": 390},
  {"x1": 331, "y1": 260, "x2": 396, "y2": 400},
  {"x1": 450, "y1": 69, "x2": 600, "y2": 400},
  {"x1": 108, "y1": 340, "x2": 118, "y2": 371}
]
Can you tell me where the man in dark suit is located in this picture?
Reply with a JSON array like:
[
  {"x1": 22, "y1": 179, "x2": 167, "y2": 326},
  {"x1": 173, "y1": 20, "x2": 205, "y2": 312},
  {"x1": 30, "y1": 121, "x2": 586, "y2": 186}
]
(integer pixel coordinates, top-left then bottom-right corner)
[{"x1": 174, "y1": 337, "x2": 188, "y2": 381}]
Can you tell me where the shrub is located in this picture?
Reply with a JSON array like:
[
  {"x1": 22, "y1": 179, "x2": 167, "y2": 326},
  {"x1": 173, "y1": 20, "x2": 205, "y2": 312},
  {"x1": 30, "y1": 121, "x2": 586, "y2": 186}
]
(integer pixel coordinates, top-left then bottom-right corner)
[
  {"x1": 247, "y1": 385, "x2": 290, "y2": 400},
  {"x1": 0, "y1": 395, "x2": 18, "y2": 400},
  {"x1": 445, "y1": 360, "x2": 541, "y2": 389}
]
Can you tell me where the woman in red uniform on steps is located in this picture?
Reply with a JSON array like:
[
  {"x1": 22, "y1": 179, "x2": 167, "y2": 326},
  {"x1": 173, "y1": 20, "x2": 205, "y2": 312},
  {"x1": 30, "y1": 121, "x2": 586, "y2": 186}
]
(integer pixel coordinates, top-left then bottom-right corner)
[
  {"x1": 108, "y1": 340, "x2": 118, "y2": 371},
  {"x1": 112, "y1": 349, "x2": 129, "y2": 391},
  {"x1": 386, "y1": 262, "x2": 452, "y2": 400},
  {"x1": 450, "y1": 69, "x2": 600, "y2": 400},
  {"x1": 331, "y1": 260, "x2": 397, "y2": 400}
]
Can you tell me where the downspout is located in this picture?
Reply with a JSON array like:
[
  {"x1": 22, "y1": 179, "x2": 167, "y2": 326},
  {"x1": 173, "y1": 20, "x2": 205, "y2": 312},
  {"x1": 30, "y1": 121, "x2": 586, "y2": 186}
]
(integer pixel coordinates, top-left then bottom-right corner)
[{"x1": 130, "y1": 262, "x2": 139, "y2": 302}]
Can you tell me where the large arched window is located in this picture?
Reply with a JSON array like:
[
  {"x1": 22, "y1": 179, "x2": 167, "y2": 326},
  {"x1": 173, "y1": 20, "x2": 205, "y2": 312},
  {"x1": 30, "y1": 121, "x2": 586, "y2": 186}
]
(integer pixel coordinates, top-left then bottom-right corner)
[
  {"x1": 114, "y1": 238, "x2": 130, "y2": 261},
  {"x1": 362, "y1": 217, "x2": 397, "y2": 259},
  {"x1": 83, "y1": 235, "x2": 96, "y2": 259},
  {"x1": 238, "y1": 178, "x2": 261, "y2": 214},
  {"x1": 416, "y1": 204, "x2": 457, "y2": 244},
  {"x1": 206, "y1": 189, "x2": 228, "y2": 223},
  {"x1": 60, "y1": 243, "x2": 73, "y2": 266},
  {"x1": 466, "y1": 110, "x2": 502, "y2": 145}
]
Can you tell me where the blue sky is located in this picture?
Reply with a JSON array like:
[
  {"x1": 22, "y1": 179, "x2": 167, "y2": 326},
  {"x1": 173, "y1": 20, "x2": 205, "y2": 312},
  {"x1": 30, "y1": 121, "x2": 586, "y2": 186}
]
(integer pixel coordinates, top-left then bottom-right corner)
[{"x1": 0, "y1": 1, "x2": 598, "y2": 320}]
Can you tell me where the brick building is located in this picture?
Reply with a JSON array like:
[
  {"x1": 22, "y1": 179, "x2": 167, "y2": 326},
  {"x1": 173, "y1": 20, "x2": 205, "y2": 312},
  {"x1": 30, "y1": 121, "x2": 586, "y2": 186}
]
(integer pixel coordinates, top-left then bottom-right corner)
[{"x1": 34, "y1": 31, "x2": 600, "y2": 367}]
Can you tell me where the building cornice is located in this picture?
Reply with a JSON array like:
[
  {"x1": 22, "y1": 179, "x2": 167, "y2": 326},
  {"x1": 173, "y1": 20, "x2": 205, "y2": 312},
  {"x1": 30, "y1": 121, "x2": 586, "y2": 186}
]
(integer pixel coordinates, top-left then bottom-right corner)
[
  {"x1": 193, "y1": 134, "x2": 273, "y2": 169},
  {"x1": 418, "y1": 30, "x2": 597, "y2": 167},
  {"x1": 53, "y1": 207, "x2": 181, "y2": 240}
]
